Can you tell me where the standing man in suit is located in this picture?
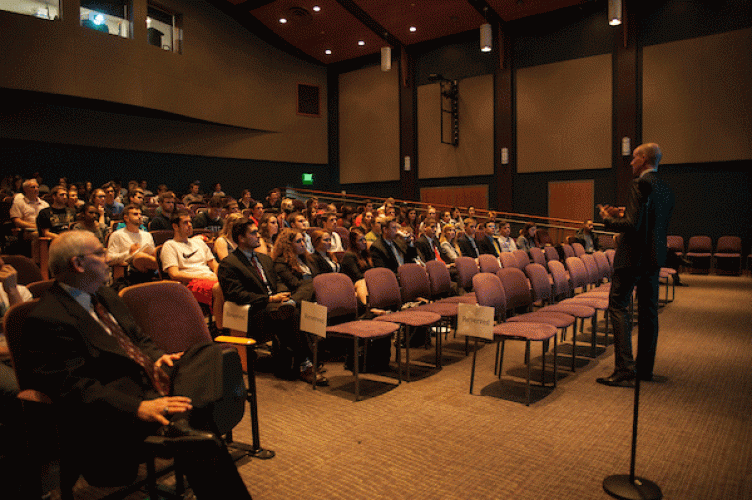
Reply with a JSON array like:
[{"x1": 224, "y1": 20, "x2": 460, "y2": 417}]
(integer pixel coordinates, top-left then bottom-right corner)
[
  {"x1": 369, "y1": 216, "x2": 419, "y2": 274},
  {"x1": 596, "y1": 143, "x2": 674, "y2": 387},
  {"x1": 456, "y1": 218, "x2": 480, "y2": 259},
  {"x1": 22, "y1": 230, "x2": 252, "y2": 498},
  {"x1": 218, "y1": 218, "x2": 325, "y2": 385}
]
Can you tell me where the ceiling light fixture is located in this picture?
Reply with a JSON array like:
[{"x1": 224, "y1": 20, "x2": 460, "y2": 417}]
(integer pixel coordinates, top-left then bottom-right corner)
[
  {"x1": 279, "y1": 18, "x2": 287, "y2": 24},
  {"x1": 409, "y1": 26, "x2": 417, "y2": 33},
  {"x1": 381, "y1": 46, "x2": 391, "y2": 72},
  {"x1": 312, "y1": 5, "x2": 320, "y2": 12},
  {"x1": 480, "y1": 7, "x2": 491, "y2": 52},
  {"x1": 608, "y1": 0, "x2": 622, "y2": 26},
  {"x1": 325, "y1": 49, "x2": 332, "y2": 55},
  {"x1": 358, "y1": 40, "x2": 365, "y2": 46}
]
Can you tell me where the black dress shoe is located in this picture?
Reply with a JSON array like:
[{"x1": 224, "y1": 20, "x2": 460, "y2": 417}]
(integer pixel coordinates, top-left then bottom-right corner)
[
  {"x1": 155, "y1": 420, "x2": 220, "y2": 446},
  {"x1": 596, "y1": 371, "x2": 636, "y2": 387}
]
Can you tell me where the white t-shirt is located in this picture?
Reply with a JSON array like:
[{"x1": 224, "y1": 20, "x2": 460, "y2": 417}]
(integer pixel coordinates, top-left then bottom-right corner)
[
  {"x1": 107, "y1": 228, "x2": 156, "y2": 265},
  {"x1": 161, "y1": 237, "x2": 215, "y2": 279}
]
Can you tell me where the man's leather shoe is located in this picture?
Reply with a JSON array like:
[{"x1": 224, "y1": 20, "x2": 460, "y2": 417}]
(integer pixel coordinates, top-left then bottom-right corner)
[
  {"x1": 596, "y1": 371, "x2": 636, "y2": 387},
  {"x1": 156, "y1": 420, "x2": 220, "y2": 446},
  {"x1": 300, "y1": 367, "x2": 329, "y2": 386}
]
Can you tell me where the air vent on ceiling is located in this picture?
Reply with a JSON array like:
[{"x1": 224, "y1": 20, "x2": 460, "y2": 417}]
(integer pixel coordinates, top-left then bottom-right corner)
[{"x1": 287, "y1": 6, "x2": 313, "y2": 24}]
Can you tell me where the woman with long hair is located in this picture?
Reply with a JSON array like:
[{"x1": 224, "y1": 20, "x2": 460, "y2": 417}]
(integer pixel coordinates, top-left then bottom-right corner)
[
  {"x1": 272, "y1": 228, "x2": 317, "y2": 296},
  {"x1": 214, "y1": 212, "x2": 244, "y2": 261},
  {"x1": 401, "y1": 207, "x2": 419, "y2": 235},
  {"x1": 257, "y1": 212, "x2": 279, "y2": 255},
  {"x1": 72, "y1": 202, "x2": 107, "y2": 245},
  {"x1": 516, "y1": 222, "x2": 538, "y2": 253},
  {"x1": 439, "y1": 224, "x2": 462, "y2": 264},
  {"x1": 310, "y1": 229, "x2": 340, "y2": 274},
  {"x1": 341, "y1": 227, "x2": 372, "y2": 305}
]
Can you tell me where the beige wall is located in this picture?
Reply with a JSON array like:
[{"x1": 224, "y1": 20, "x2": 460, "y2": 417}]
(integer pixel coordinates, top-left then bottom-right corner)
[
  {"x1": 0, "y1": 1, "x2": 328, "y2": 163},
  {"x1": 338, "y1": 64, "x2": 400, "y2": 184},
  {"x1": 417, "y1": 74, "x2": 494, "y2": 179},
  {"x1": 643, "y1": 28, "x2": 752, "y2": 164},
  {"x1": 516, "y1": 53, "x2": 612, "y2": 173}
]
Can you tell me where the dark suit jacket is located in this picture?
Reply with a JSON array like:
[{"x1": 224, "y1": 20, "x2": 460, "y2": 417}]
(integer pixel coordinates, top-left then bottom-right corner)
[
  {"x1": 457, "y1": 233, "x2": 480, "y2": 259},
  {"x1": 23, "y1": 283, "x2": 167, "y2": 483},
  {"x1": 218, "y1": 248, "x2": 287, "y2": 315},
  {"x1": 475, "y1": 234, "x2": 499, "y2": 257},
  {"x1": 340, "y1": 251, "x2": 371, "y2": 283},
  {"x1": 415, "y1": 235, "x2": 440, "y2": 263},
  {"x1": 370, "y1": 237, "x2": 418, "y2": 274},
  {"x1": 603, "y1": 171, "x2": 674, "y2": 270}
]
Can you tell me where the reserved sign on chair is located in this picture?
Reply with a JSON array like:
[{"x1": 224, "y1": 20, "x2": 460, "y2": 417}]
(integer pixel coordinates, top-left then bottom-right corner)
[
  {"x1": 300, "y1": 301, "x2": 328, "y2": 338},
  {"x1": 456, "y1": 303, "x2": 495, "y2": 340}
]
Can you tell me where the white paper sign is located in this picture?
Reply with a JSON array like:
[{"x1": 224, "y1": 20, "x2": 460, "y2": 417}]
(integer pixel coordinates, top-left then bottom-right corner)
[
  {"x1": 456, "y1": 303, "x2": 495, "y2": 340},
  {"x1": 223, "y1": 302, "x2": 250, "y2": 332},
  {"x1": 300, "y1": 301, "x2": 328, "y2": 338}
]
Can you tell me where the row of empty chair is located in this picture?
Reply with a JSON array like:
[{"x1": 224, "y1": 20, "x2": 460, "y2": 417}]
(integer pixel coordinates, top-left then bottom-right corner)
[{"x1": 669, "y1": 235, "x2": 745, "y2": 274}]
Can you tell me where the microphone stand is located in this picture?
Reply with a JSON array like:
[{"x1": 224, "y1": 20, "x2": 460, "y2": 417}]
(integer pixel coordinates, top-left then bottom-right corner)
[{"x1": 603, "y1": 377, "x2": 662, "y2": 499}]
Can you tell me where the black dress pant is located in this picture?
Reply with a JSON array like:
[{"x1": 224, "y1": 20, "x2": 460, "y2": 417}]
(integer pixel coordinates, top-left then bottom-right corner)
[{"x1": 608, "y1": 266, "x2": 660, "y2": 379}]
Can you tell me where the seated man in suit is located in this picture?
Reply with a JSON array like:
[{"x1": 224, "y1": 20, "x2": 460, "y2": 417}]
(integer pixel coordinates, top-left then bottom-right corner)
[
  {"x1": 218, "y1": 218, "x2": 326, "y2": 385},
  {"x1": 456, "y1": 218, "x2": 480, "y2": 259},
  {"x1": 475, "y1": 220, "x2": 500, "y2": 257},
  {"x1": 415, "y1": 218, "x2": 441, "y2": 263},
  {"x1": 369, "y1": 216, "x2": 419, "y2": 274},
  {"x1": 497, "y1": 221, "x2": 518, "y2": 253},
  {"x1": 22, "y1": 230, "x2": 252, "y2": 498}
]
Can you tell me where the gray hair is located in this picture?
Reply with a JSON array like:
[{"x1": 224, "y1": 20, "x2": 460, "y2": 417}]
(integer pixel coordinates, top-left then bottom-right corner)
[{"x1": 48, "y1": 230, "x2": 97, "y2": 278}]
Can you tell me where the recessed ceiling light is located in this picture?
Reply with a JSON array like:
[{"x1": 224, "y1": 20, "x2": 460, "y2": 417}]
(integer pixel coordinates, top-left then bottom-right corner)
[
  {"x1": 325, "y1": 49, "x2": 332, "y2": 55},
  {"x1": 358, "y1": 40, "x2": 365, "y2": 46},
  {"x1": 409, "y1": 26, "x2": 417, "y2": 32},
  {"x1": 312, "y1": 5, "x2": 321, "y2": 12},
  {"x1": 279, "y1": 18, "x2": 287, "y2": 24}
]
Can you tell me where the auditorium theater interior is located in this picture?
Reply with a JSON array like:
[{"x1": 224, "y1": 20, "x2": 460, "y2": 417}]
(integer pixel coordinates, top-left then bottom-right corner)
[{"x1": 1, "y1": 0, "x2": 750, "y2": 499}]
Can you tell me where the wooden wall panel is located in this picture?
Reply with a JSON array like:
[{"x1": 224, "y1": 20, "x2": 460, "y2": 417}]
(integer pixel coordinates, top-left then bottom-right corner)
[
  {"x1": 643, "y1": 28, "x2": 752, "y2": 164},
  {"x1": 339, "y1": 65, "x2": 400, "y2": 184},
  {"x1": 417, "y1": 75, "x2": 493, "y2": 179},
  {"x1": 549, "y1": 179, "x2": 593, "y2": 227},
  {"x1": 517, "y1": 54, "x2": 611, "y2": 173}
]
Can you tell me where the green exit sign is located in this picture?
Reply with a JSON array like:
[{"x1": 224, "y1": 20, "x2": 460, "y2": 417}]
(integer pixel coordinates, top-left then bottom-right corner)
[{"x1": 302, "y1": 173, "x2": 314, "y2": 185}]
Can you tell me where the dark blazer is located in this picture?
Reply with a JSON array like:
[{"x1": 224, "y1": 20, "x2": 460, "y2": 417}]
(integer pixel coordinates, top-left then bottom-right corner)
[
  {"x1": 457, "y1": 233, "x2": 480, "y2": 259},
  {"x1": 340, "y1": 251, "x2": 371, "y2": 283},
  {"x1": 415, "y1": 235, "x2": 440, "y2": 263},
  {"x1": 370, "y1": 237, "x2": 418, "y2": 274},
  {"x1": 273, "y1": 256, "x2": 317, "y2": 303},
  {"x1": 23, "y1": 283, "x2": 167, "y2": 483},
  {"x1": 218, "y1": 248, "x2": 287, "y2": 315},
  {"x1": 475, "y1": 234, "x2": 499, "y2": 257},
  {"x1": 309, "y1": 251, "x2": 339, "y2": 275},
  {"x1": 603, "y1": 171, "x2": 674, "y2": 270}
]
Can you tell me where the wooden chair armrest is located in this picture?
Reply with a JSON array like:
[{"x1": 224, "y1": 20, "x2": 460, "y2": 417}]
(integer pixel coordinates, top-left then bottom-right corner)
[
  {"x1": 17, "y1": 389, "x2": 53, "y2": 404},
  {"x1": 214, "y1": 335, "x2": 256, "y2": 347}
]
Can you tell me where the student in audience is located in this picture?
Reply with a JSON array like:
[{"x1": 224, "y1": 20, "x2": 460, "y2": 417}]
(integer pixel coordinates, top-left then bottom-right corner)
[
  {"x1": 341, "y1": 227, "x2": 373, "y2": 305},
  {"x1": 321, "y1": 212, "x2": 344, "y2": 252},
  {"x1": 238, "y1": 189, "x2": 253, "y2": 211},
  {"x1": 440, "y1": 210, "x2": 453, "y2": 230},
  {"x1": 369, "y1": 216, "x2": 418, "y2": 274},
  {"x1": 0, "y1": 257, "x2": 32, "y2": 404},
  {"x1": 67, "y1": 185, "x2": 85, "y2": 213},
  {"x1": 450, "y1": 206, "x2": 464, "y2": 231},
  {"x1": 36, "y1": 185, "x2": 76, "y2": 240},
  {"x1": 250, "y1": 200, "x2": 265, "y2": 226},
  {"x1": 415, "y1": 218, "x2": 441, "y2": 263},
  {"x1": 72, "y1": 202, "x2": 107, "y2": 245},
  {"x1": 107, "y1": 204, "x2": 159, "y2": 277},
  {"x1": 365, "y1": 214, "x2": 383, "y2": 243},
  {"x1": 161, "y1": 211, "x2": 219, "y2": 308},
  {"x1": 211, "y1": 182, "x2": 225, "y2": 197},
  {"x1": 457, "y1": 218, "x2": 480, "y2": 259},
  {"x1": 10, "y1": 178, "x2": 49, "y2": 231},
  {"x1": 497, "y1": 220, "x2": 518, "y2": 252},
  {"x1": 214, "y1": 213, "x2": 244, "y2": 261},
  {"x1": 401, "y1": 207, "x2": 419, "y2": 235},
  {"x1": 475, "y1": 220, "x2": 501, "y2": 257},
  {"x1": 102, "y1": 182, "x2": 124, "y2": 219},
  {"x1": 182, "y1": 181, "x2": 203, "y2": 206},
  {"x1": 148, "y1": 191, "x2": 176, "y2": 230},
  {"x1": 264, "y1": 188, "x2": 282, "y2": 211},
  {"x1": 257, "y1": 212, "x2": 280, "y2": 255},
  {"x1": 310, "y1": 229, "x2": 340, "y2": 273},
  {"x1": 89, "y1": 188, "x2": 111, "y2": 229},
  {"x1": 354, "y1": 200, "x2": 373, "y2": 227},
  {"x1": 517, "y1": 222, "x2": 538, "y2": 253},
  {"x1": 192, "y1": 196, "x2": 224, "y2": 233},
  {"x1": 224, "y1": 199, "x2": 240, "y2": 216},
  {"x1": 439, "y1": 224, "x2": 461, "y2": 264},
  {"x1": 272, "y1": 228, "x2": 317, "y2": 303},
  {"x1": 339, "y1": 205, "x2": 355, "y2": 230},
  {"x1": 575, "y1": 220, "x2": 600, "y2": 253}
]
